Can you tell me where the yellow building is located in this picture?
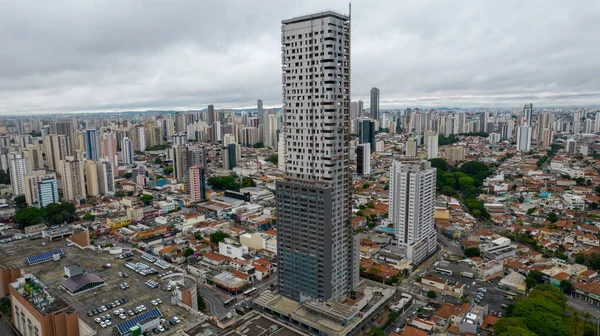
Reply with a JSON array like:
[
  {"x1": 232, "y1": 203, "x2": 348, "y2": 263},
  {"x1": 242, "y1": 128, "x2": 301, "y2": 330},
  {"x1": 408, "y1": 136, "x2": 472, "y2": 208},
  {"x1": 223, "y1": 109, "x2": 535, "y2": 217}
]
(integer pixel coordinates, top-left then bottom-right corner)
[{"x1": 106, "y1": 216, "x2": 132, "y2": 229}]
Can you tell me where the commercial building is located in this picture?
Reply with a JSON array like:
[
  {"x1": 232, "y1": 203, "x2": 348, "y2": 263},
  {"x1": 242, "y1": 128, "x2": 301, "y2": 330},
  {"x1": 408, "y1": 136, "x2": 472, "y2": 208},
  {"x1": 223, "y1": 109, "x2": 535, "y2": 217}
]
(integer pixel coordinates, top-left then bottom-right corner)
[
  {"x1": 356, "y1": 144, "x2": 370, "y2": 175},
  {"x1": 277, "y1": 10, "x2": 358, "y2": 302},
  {"x1": 388, "y1": 159, "x2": 437, "y2": 264},
  {"x1": 9, "y1": 274, "x2": 80, "y2": 336},
  {"x1": 224, "y1": 143, "x2": 238, "y2": 170}
]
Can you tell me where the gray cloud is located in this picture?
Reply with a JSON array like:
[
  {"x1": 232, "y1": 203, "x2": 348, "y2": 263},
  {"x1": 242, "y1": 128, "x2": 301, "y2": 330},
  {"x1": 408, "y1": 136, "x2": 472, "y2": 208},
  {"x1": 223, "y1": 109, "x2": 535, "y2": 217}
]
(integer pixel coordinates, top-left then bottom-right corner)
[{"x1": 0, "y1": 0, "x2": 599, "y2": 114}]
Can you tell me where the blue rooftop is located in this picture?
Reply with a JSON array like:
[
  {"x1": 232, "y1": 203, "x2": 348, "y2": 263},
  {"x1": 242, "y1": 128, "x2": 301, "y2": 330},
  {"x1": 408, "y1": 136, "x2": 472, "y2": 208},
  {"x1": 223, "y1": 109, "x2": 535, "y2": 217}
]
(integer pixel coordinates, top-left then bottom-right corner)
[
  {"x1": 26, "y1": 249, "x2": 64, "y2": 265},
  {"x1": 114, "y1": 308, "x2": 162, "y2": 335}
]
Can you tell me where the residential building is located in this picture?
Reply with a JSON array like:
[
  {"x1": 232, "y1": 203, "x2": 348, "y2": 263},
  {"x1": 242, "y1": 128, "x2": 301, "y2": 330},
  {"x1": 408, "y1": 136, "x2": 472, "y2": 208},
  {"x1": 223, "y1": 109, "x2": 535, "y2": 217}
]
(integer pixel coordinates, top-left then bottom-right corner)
[
  {"x1": 426, "y1": 131, "x2": 438, "y2": 159},
  {"x1": 8, "y1": 152, "x2": 30, "y2": 196},
  {"x1": 85, "y1": 160, "x2": 99, "y2": 197},
  {"x1": 277, "y1": 10, "x2": 358, "y2": 302},
  {"x1": 61, "y1": 157, "x2": 86, "y2": 202},
  {"x1": 405, "y1": 136, "x2": 417, "y2": 157},
  {"x1": 356, "y1": 144, "x2": 370, "y2": 175},
  {"x1": 189, "y1": 166, "x2": 206, "y2": 202},
  {"x1": 84, "y1": 129, "x2": 100, "y2": 160},
  {"x1": 358, "y1": 119, "x2": 375, "y2": 151},
  {"x1": 389, "y1": 159, "x2": 437, "y2": 264},
  {"x1": 446, "y1": 146, "x2": 465, "y2": 164},
  {"x1": 370, "y1": 87, "x2": 380, "y2": 120},
  {"x1": 173, "y1": 145, "x2": 189, "y2": 185},
  {"x1": 37, "y1": 177, "x2": 59, "y2": 208},
  {"x1": 121, "y1": 137, "x2": 134, "y2": 165},
  {"x1": 97, "y1": 159, "x2": 115, "y2": 195},
  {"x1": 24, "y1": 170, "x2": 56, "y2": 206},
  {"x1": 516, "y1": 125, "x2": 531, "y2": 151},
  {"x1": 523, "y1": 103, "x2": 533, "y2": 125}
]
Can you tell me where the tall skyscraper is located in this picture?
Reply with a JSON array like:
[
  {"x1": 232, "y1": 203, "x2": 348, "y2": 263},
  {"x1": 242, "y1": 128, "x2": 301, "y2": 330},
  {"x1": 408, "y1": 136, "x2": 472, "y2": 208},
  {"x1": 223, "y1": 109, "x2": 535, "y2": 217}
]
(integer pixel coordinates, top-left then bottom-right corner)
[
  {"x1": 516, "y1": 125, "x2": 532, "y2": 151},
  {"x1": 595, "y1": 112, "x2": 600, "y2": 134},
  {"x1": 85, "y1": 160, "x2": 100, "y2": 197},
  {"x1": 85, "y1": 129, "x2": 100, "y2": 160},
  {"x1": 207, "y1": 104, "x2": 215, "y2": 125},
  {"x1": 173, "y1": 145, "x2": 189, "y2": 185},
  {"x1": 43, "y1": 134, "x2": 69, "y2": 172},
  {"x1": 61, "y1": 157, "x2": 86, "y2": 202},
  {"x1": 8, "y1": 153, "x2": 30, "y2": 196},
  {"x1": 356, "y1": 144, "x2": 370, "y2": 175},
  {"x1": 277, "y1": 11, "x2": 358, "y2": 302},
  {"x1": 358, "y1": 119, "x2": 375, "y2": 151},
  {"x1": 370, "y1": 87, "x2": 380, "y2": 121},
  {"x1": 189, "y1": 166, "x2": 206, "y2": 202},
  {"x1": 405, "y1": 136, "x2": 417, "y2": 156},
  {"x1": 97, "y1": 159, "x2": 115, "y2": 195},
  {"x1": 50, "y1": 120, "x2": 73, "y2": 154},
  {"x1": 388, "y1": 159, "x2": 437, "y2": 264},
  {"x1": 457, "y1": 111, "x2": 466, "y2": 134},
  {"x1": 100, "y1": 132, "x2": 118, "y2": 177},
  {"x1": 24, "y1": 170, "x2": 56, "y2": 206},
  {"x1": 542, "y1": 129, "x2": 554, "y2": 148},
  {"x1": 523, "y1": 103, "x2": 533, "y2": 125},
  {"x1": 425, "y1": 131, "x2": 438, "y2": 159},
  {"x1": 223, "y1": 143, "x2": 237, "y2": 170},
  {"x1": 121, "y1": 137, "x2": 134, "y2": 164},
  {"x1": 479, "y1": 112, "x2": 487, "y2": 133}
]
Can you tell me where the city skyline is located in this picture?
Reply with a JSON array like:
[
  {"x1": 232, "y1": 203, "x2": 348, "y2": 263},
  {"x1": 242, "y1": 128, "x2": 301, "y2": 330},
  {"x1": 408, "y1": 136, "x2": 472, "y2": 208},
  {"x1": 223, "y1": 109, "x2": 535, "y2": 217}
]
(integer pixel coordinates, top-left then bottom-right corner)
[{"x1": 1, "y1": 1, "x2": 599, "y2": 115}]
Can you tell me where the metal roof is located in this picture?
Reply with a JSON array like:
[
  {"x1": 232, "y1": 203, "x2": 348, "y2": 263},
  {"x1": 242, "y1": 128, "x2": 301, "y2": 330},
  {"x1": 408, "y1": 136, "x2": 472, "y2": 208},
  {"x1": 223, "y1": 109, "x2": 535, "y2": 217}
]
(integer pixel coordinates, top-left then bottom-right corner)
[
  {"x1": 26, "y1": 249, "x2": 64, "y2": 265},
  {"x1": 61, "y1": 273, "x2": 104, "y2": 293},
  {"x1": 114, "y1": 308, "x2": 162, "y2": 335}
]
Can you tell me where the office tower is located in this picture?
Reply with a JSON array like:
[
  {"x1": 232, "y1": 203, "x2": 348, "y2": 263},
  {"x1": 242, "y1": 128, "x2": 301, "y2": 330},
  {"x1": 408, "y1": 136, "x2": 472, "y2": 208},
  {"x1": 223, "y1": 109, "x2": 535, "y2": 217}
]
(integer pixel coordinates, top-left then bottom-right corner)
[
  {"x1": 43, "y1": 134, "x2": 69, "y2": 172},
  {"x1": 189, "y1": 166, "x2": 206, "y2": 202},
  {"x1": 479, "y1": 112, "x2": 487, "y2": 133},
  {"x1": 224, "y1": 144, "x2": 237, "y2": 170},
  {"x1": 457, "y1": 112, "x2": 466, "y2": 134},
  {"x1": 425, "y1": 131, "x2": 438, "y2": 159},
  {"x1": 446, "y1": 146, "x2": 466, "y2": 164},
  {"x1": 542, "y1": 129, "x2": 553, "y2": 148},
  {"x1": 523, "y1": 103, "x2": 533, "y2": 125},
  {"x1": 85, "y1": 160, "x2": 100, "y2": 197},
  {"x1": 24, "y1": 170, "x2": 56, "y2": 206},
  {"x1": 97, "y1": 159, "x2": 115, "y2": 195},
  {"x1": 277, "y1": 132, "x2": 285, "y2": 171},
  {"x1": 121, "y1": 137, "x2": 134, "y2": 164},
  {"x1": 388, "y1": 159, "x2": 436, "y2": 264},
  {"x1": 405, "y1": 136, "x2": 417, "y2": 156},
  {"x1": 84, "y1": 129, "x2": 100, "y2": 160},
  {"x1": 61, "y1": 157, "x2": 86, "y2": 202},
  {"x1": 358, "y1": 119, "x2": 375, "y2": 151},
  {"x1": 277, "y1": 11, "x2": 357, "y2": 302},
  {"x1": 100, "y1": 132, "x2": 118, "y2": 177},
  {"x1": 566, "y1": 139, "x2": 577, "y2": 154},
  {"x1": 37, "y1": 176, "x2": 59, "y2": 207},
  {"x1": 175, "y1": 113, "x2": 186, "y2": 132},
  {"x1": 8, "y1": 153, "x2": 30, "y2": 196},
  {"x1": 516, "y1": 125, "x2": 532, "y2": 151},
  {"x1": 356, "y1": 144, "x2": 370, "y2": 175},
  {"x1": 595, "y1": 112, "x2": 600, "y2": 134},
  {"x1": 370, "y1": 87, "x2": 380, "y2": 120},
  {"x1": 173, "y1": 145, "x2": 189, "y2": 184},
  {"x1": 208, "y1": 104, "x2": 215, "y2": 125}
]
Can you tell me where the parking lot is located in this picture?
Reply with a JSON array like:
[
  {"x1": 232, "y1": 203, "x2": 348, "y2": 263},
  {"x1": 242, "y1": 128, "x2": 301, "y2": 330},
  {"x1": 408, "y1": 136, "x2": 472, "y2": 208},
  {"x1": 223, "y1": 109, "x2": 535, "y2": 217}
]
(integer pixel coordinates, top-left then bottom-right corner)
[
  {"x1": 424, "y1": 260, "x2": 513, "y2": 315},
  {"x1": 0, "y1": 238, "x2": 194, "y2": 335}
]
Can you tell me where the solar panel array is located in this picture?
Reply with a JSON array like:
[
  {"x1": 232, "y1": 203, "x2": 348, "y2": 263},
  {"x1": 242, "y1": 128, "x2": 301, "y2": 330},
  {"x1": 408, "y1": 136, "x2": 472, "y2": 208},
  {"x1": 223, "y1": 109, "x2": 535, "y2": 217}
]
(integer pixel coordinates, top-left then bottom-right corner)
[
  {"x1": 114, "y1": 308, "x2": 162, "y2": 335},
  {"x1": 26, "y1": 249, "x2": 65, "y2": 265}
]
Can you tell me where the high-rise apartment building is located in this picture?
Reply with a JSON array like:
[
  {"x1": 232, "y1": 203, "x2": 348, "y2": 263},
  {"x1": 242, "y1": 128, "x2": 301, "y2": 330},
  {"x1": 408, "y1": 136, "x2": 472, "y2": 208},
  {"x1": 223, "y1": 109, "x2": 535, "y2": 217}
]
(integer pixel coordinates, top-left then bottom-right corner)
[
  {"x1": 223, "y1": 144, "x2": 238, "y2": 170},
  {"x1": 542, "y1": 129, "x2": 554, "y2": 148},
  {"x1": 370, "y1": 87, "x2": 380, "y2": 121},
  {"x1": 445, "y1": 146, "x2": 465, "y2": 164},
  {"x1": 61, "y1": 157, "x2": 86, "y2": 202},
  {"x1": 566, "y1": 139, "x2": 577, "y2": 154},
  {"x1": 24, "y1": 170, "x2": 56, "y2": 206},
  {"x1": 388, "y1": 159, "x2": 436, "y2": 264},
  {"x1": 50, "y1": 120, "x2": 73, "y2": 154},
  {"x1": 97, "y1": 159, "x2": 115, "y2": 195},
  {"x1": 173, "y1": 145, "x2": 189, "y2": 185},
  {"x1": 43, "y1": 134, "x2": 69, "y2": 172},
  {"x1": 516, "y1": 125, "x2": 532, "y2": 151},
  {"x1": 277, "y1": 11, "x2": 358, "y2": 302},
  {"x1": 523, "y1": 103, "x2": 533, "y2": 126},
  {"x1": 356, "y1": 144, "x2": 370, "y2": 175},
  {"x1": 405, "y1": 136, "x2": 417, "y2": 157},
  {"x1": 189, "y1": 166, "x2": 206, "y2": 202},
  {"x1": 100, "y1": 132, "x2": 118, "y2": 177},
  {"x1": 121, "y1": 137, "x2": 134, "y2": 164},
  {"x1": 84, "y1": 129, "x2": 101, "y2": 160},
  {"x1": 8, "y1": 153, "x2": 30, "y2": 196},
  {"x1": 207, "y1": 105, "x2": 215, "y2": 125},
  {"x1": 85, "y1": 160, "x2": 100, "y2": 197},
  {"x1": 479, "y1": 112, "x2": 487, "y2": 133},
  {"x1": 425, "y1": 131, "x2": 438, "y2": 159},
  {"x1": 595, "y1": 112, "x2": 600, "y2": 134},
  {"x1": 457, "y1": 112, "x2": 466, "y2": 134}
]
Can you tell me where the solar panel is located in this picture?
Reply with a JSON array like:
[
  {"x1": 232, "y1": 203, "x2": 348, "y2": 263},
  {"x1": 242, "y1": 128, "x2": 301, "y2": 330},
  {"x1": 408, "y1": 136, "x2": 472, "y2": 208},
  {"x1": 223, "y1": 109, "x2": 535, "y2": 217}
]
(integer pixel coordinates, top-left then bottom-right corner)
[
  {"x1": 26, "y1": 249, "x2": 65, "y2": 265},
  {"x1": 115, "y1": 308, "x2": 162, "y2": 334}
]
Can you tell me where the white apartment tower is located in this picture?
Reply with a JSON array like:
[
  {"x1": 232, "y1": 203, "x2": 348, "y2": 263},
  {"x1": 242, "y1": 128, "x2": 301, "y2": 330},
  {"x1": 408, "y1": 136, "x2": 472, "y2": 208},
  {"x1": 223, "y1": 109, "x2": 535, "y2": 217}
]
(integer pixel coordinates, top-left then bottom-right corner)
[
  {"x1": 389, "y1": 159, "x2": 437, "y2": 264},
  {"x1": 516, "y1": 125, "x2": 532, "y2": 151},
  {"x1": 8, "y1": 153, "x2": 31, "y2": 196},
  {"x1": 277, "y1": 10, "x2": 358, "y2": 302},
  {"x1": 425, "y1": 131, "x2": 438, "y2": 159},
  {"x1": 121, "y1": 137, "x2": 134, "y2": 164}
]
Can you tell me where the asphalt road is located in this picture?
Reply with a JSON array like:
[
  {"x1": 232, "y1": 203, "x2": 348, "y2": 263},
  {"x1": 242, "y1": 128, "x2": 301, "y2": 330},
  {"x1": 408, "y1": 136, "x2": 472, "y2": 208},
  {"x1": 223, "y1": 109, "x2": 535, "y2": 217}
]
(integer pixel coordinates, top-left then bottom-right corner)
[{"x1": 567, "y1": 297, "x2": 600, "y2": 321}]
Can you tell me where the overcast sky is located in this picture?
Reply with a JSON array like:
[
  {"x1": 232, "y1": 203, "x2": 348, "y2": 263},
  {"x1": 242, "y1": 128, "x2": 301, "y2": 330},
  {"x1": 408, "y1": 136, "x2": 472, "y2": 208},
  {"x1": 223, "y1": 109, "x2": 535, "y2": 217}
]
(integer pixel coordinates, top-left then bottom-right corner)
[{"x1": 0, "y1": 0, "x2": 599, "y2": 115}]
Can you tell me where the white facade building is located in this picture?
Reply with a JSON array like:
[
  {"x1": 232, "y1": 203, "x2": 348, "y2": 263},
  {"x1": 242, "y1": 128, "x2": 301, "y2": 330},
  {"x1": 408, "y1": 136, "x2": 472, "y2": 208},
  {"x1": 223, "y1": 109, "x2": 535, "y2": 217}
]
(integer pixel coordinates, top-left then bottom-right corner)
[
  {"x1": 425, "y1": 132, "x2": 438, "y2": 159},
  {"x1": 8, "y1": 153, "x2": 30, "y2": 196},
  {"x1": 516, "y1": 125, "x2": 531, "y2": 151},
  {"x1": 389, "y1": 159, "x2": 437, "y2": 264}
]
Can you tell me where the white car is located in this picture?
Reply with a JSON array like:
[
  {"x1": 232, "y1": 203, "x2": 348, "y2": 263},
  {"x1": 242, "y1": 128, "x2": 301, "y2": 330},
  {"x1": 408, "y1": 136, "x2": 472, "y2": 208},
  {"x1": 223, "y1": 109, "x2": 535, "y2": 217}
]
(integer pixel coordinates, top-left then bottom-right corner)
[
  {"x1": 151, "y1": 300, "x2": 158, "y2": 306},
  {"x1": 157, "y1": 326, "x2": 165, "y2": 332},
  {"x1": 105, "y1": 320, "x2": 112, "y2": 326},
  {"x1": 100, "y1": 321, "x2": 107, "y2": 328},
  {"x1": 101, "y1": 306, "x2": 107, "y2": 311},
  {"x1": 119, "y1": 314, "x2": 126, "y2": 319},
  {"x1": 173, "y1": 316, "x2": 181, "y2": 323},
  {"x1": 156, "y1": 299, "x2": 162, "y2": 304},
  {"x1": 95, "y1": 318, "x2": 102, "y2": 323}
]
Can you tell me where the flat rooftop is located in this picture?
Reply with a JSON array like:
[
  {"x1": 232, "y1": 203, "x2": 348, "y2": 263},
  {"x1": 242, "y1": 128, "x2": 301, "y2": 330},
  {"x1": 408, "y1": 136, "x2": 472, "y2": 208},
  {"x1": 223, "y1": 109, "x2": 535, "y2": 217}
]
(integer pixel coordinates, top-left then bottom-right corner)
[
  {"x1": 217, "y1": 311, "x2": 306, "y2": 336},
  {"x1": 282, "y1": 11, "x2": 349, "y2": 25},
  {"x1": 10, "y1": 274, "x2": 70, "y2": 316}
]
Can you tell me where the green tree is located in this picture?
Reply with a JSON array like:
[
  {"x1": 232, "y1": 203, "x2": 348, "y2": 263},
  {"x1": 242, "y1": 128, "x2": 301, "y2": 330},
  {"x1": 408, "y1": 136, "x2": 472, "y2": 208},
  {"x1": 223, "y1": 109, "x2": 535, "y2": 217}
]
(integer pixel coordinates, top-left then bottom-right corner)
[
  {"x1": 0, "y1": 169, "x2": 10, "y2": 184},
  {"x1": 368, "y1": 327, "x2": 384, "y2": 336},
  {"x1": 358, "y1": 205, "x2": 366, "y2": 210},
  {"x1": 464, "y1": 247, "x2": 481, "y2": 258},
  {"x1": 575, "y1": 254, "x2": 585, "y2": 264},
  {"x1": 115, "y1": 190, "x2": 125, "y2": 197},
  {"x1": 494, "y1": 317, "x2": 528, "y2": 335},
  {"x1": 194, "y1": 233, "x2": 202, "y2": 240},
  {"x1": 163, "y1": 166, "x2": 174, "y2": 174},
  {"x1": 184, "y1": 248, "x2": 194, "y2": 258},
  {"x1": 429, "y1": 158, "x2": 450, "y2": 171},
  {"x1": 366, "y1": 203, "x2": 375, "y2": 209},
  {"x1": 197, "y1": 290, "x2": 206, "y2": 311},
  {"x1": 14, "y1": 195, "x2": 27, "y2": 210},
  {"x1": 267, "y1": 154, "x2": 278, "y2": 164},
  {"x1": 458, "y1": 176, "x2": 475, "y2": 190},
  {"x1": 362, "y1": 183, "x2": 370, "y2": 189},
  {"x1": 527, "y1": 207, "x2": 536, "y2": 215},
  {"x1": 207, "y1": 176, "x2": 241, "y2": 191},
  {"x1": 210, "y1": 231, "x2": 229, "y2": 244},
  {"x1": 13, "y1": 207, "x2": 46, "y2": 228},
  {"x1": 547, "y1": 212, "x2": 559, "y2": 223},
  {"x1": 253, "y1": 142, "x2": 264, "y2": 148},
  {"x1": 427, "y1": 290, "x2": 437, "y2": 299},
  {"x1": 241, "y1": 177, "x2": 256, "y2": 188},
  {"x1": 123, "y1": 172, "x2": 132, "y2": 179},
  {"x1": 559, "y1": 280, "x2": 572, "y2": 294},
  {"x1": 45, "y1": 202, "x2": 75, "y2": 223},
  {"x1": 139, "y1": 194, "x2": 154, "y2": 205},
  {"x1": 498, "y1": 326, "x2": 537, "y2": 336},
  {"x1": 387, "y1": 311, "x2": 398, "y2": 324},
  {"x1": 82, "y1": 213, "x2": 95, "y2": 221},
  {"x1": 524, "y1": 311, "x2": 569, "y2": 336},
  {"x1": 513, "y1": 297, "x2": 562, "y2": 317},
  {"x1": 154, "y1": 157, "x2": 162, "y2": 164}
]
